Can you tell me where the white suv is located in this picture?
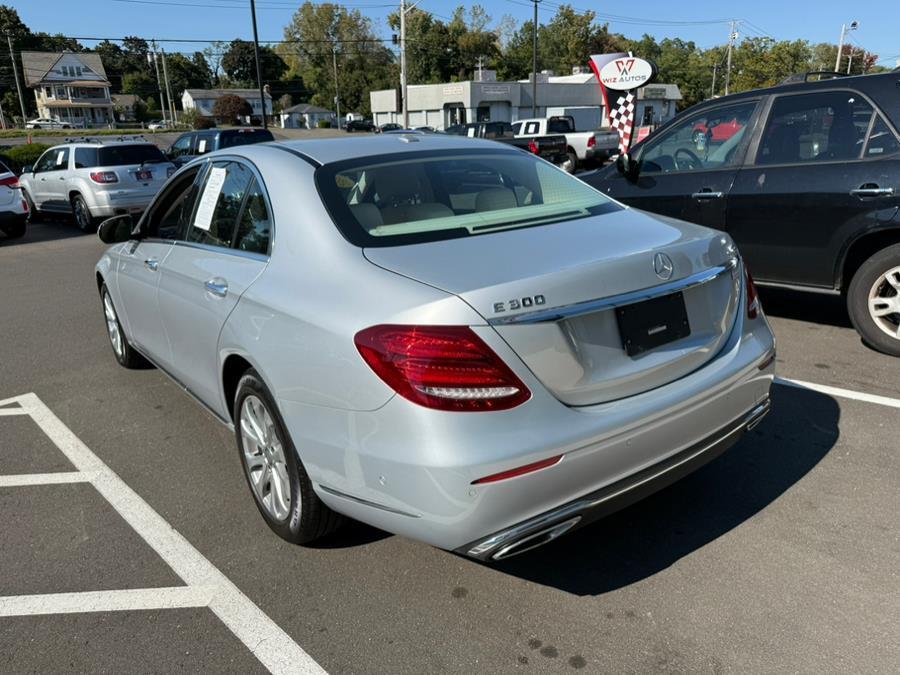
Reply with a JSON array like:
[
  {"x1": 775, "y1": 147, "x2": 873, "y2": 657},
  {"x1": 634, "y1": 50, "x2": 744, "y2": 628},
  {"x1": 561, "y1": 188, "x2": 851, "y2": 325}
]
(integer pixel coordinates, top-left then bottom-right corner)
[
  {"x1": 19, "y1": 139, "x2": 176, "y2": 231},
  {"x1": 0, "y1": 161, "x2": 28, "y2": 239}
]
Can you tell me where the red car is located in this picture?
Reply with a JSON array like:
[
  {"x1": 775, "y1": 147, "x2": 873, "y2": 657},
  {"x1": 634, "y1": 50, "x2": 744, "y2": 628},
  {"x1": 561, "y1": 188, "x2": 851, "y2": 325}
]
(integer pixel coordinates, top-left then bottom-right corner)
[{"x1": 692, "y1": 117, "x2": 744, "y2": 145}]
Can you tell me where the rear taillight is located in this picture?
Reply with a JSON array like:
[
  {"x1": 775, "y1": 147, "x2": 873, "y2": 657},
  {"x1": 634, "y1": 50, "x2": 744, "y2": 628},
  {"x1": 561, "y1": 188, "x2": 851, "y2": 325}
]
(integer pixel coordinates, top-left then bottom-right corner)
[
  {"x1": 21, "y1": 197, "x2": 28, "y2": 213},
  {"x1": 354, "y1": 325, "x2": 531, "y2": 412},
  {"x1": 90, "y1": 171, "x2": 118, "y2": 184},
  {"x1": 587, "y1": 135, "x2": 596, "y2": 148},
  {"x1": 0, "y1": 175, "x2": 18, "y2": 188},
  {"x1": 745, "y1": 264, "x2": 760, "y2": 319},
  {"x1": 528, "y1": 139, "x2": 539, "y2": 155}
]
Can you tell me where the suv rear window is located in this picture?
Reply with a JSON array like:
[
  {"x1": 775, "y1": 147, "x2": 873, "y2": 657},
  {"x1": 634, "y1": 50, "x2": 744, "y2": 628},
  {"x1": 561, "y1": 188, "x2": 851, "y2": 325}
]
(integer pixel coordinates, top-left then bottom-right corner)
[
  {"x1": 219, "y1": 129, "x2": 274, "y2": 149},
  {"x1": 98, "y1": 144, "x2": 167, "y2": 166},
  {"x1": 316, "y1": 148, "x2": 618, "y2": 247}
]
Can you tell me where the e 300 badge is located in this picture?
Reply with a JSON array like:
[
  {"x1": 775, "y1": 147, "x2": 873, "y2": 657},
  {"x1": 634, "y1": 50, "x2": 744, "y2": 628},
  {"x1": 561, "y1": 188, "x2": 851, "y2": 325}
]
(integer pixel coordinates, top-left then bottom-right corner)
[{"x1": 493, "y1": 295, "x2": 546, "y2": 314}]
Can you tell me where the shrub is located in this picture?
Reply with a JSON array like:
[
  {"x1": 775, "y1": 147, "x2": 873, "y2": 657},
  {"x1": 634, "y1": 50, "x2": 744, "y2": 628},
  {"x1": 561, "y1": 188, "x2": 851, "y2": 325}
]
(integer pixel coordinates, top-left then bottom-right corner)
[
  {"x1": 178, "y1": 107, "x2": 200, "y2": 130},
  {"x1": 317, "y1": 119, "x2": 332, "y2": 129},
  {"x1": 212, "y1": 95, "x2": 252, "y2": 125},
  {"x1": 0, "y1": 143, "x2": 51, "y2": 173},
  {"x1": 194, "y1": 117, "x2": 216, "y2": 130}
]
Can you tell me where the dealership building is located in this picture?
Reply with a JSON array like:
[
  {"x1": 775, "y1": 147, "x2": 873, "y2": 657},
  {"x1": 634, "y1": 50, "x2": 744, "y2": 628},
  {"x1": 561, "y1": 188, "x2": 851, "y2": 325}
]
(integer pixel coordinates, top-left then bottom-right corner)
[{"x1": 369, "y1": 70, "x2": 682, "y2": 131}]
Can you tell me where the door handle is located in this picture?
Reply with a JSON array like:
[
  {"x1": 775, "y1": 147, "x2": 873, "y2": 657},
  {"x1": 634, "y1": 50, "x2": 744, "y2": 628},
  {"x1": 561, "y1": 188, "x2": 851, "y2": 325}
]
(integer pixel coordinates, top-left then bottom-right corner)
[
  {"x1": 205, "y1": 278, "x2": 228, "y2": 298},
  {"x1": 850, "y1": 185, "x2": 894, "y2": 198},
  {"x1": 691, "y1": 190, "x2": 724, "y2": 200},
  {"x1": 143, "y1": 258, "x2": 159, "y2": 271}
]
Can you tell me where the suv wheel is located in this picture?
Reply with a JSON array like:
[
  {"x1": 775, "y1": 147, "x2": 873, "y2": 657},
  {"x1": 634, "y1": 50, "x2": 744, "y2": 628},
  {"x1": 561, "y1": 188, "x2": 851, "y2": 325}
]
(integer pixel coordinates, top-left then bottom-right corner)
[
  {"x1": 0, "y1": 220, "x2": 26, "y2": 239},
  {"x1": 234, "y1": 369, "x2": 343, "y2": 544},
  {"x1": 72, "y1": 194, "x2": 96, "y2": 232},
  {"x1": 847, "y1": 244, "x2": 900, "y2": 356},
  {"x1": 22, "y1": 189, "x2": 40, "y2": 223},
  {"x1": 561, "y1": 150, "x2": 577, "y2": 174}
]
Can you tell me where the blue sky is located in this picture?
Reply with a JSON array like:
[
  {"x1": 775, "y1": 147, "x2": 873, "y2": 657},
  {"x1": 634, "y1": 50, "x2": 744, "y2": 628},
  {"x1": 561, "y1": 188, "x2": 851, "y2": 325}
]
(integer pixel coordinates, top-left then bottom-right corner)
[{"x1": 14, "y1": 0, "x2": 900, "y2": 69}]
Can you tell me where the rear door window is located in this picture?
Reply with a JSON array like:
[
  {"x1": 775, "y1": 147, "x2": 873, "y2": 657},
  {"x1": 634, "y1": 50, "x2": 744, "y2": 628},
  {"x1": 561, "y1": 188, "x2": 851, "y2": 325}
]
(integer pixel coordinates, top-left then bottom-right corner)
[
  {"x1": 74, "y1": 147, "x2": 99, "y2": 169},
  {"x1": 756, "y1": 91, "x2": 873, "y2": 165},
  {"x1": 864, "y1": 116, "x2": 899, "y2": 158},
  {"x1": 187, "y1": 161, "x2": 253, "y2": 249},
  {"x1": 233, "y1": 178, "x2": 272, "y2": 254}
]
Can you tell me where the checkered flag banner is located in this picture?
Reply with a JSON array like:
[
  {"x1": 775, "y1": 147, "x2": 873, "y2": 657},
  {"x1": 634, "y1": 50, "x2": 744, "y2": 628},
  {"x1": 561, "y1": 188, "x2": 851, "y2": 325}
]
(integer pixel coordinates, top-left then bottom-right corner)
[{"x1": 608, "y1": 92, "x2": 636, "y2": 155}]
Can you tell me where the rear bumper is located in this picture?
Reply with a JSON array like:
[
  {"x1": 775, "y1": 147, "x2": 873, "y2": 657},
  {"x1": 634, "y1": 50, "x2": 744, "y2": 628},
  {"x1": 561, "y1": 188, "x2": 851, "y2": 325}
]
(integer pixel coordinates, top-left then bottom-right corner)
[
  {"x1": 459, "y1": 397, "x2": 770, "y2": 560},
  {"x1": 90, "y1": 187, "x2": 162, "y2": 217}
]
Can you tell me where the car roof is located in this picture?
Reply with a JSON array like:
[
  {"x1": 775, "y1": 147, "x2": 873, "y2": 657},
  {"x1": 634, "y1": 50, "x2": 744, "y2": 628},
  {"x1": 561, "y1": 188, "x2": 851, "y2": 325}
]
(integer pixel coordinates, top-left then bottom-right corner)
[{"x1": 242, "y1": 134, "x2": 516, "y2": 165}]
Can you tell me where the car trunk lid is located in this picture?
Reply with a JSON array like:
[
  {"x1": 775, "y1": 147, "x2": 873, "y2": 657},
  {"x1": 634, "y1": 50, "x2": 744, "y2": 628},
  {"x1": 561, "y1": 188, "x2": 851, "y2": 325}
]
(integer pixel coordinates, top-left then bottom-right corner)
[{"x1": 363, "y1": 210, "x2": 741, "y2": 406}]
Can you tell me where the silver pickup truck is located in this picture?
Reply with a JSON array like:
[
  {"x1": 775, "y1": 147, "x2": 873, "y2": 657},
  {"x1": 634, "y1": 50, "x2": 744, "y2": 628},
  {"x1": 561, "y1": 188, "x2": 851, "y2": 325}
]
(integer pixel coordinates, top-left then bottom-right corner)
[{"x1": 513, "y1": 115, "x2": 619, "y2": 172}]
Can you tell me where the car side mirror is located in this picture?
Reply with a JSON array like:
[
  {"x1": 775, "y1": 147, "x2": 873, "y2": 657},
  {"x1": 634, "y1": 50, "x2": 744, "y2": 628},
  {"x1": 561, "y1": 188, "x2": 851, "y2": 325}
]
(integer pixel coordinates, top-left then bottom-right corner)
[
  {"x1": 616, "y1": 152, "x2": 641, "y2": 182},
  {"x1": 21, "y1": 165, "x2": 33, "y2": 175},
  {"x1": 97, "y1": 214, "x2": 137, "y2": 244}
]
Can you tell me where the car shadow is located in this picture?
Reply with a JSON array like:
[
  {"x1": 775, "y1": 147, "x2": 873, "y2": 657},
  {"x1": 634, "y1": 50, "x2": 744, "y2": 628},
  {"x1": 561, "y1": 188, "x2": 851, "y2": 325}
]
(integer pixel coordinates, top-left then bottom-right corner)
[
  {"x1": 758, "y1": 287, "x2": 852, "y2": 329},
  {"x1": 485, "y1": 384, "x2": 840, "y2": 595},
  {"x1": 0, "y1": 216, "x2": 88, "y2": 247}
]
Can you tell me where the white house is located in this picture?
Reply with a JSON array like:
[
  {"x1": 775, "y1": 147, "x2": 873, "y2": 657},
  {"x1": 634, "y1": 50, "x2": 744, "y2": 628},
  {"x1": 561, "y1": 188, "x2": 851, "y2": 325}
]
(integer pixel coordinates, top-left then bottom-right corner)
[
  {"x1": 280, "y1": 103, "x2": 334, "y2": 129},
  {"x1": 22, "y1": 51, "x2": 114, "y2": 128},
  {"x1": 182, "y1": 88, "x2": 273, "y2": 121},
  {"x1": 370, "y1": 69, "x2": 682, "y2": 131}
]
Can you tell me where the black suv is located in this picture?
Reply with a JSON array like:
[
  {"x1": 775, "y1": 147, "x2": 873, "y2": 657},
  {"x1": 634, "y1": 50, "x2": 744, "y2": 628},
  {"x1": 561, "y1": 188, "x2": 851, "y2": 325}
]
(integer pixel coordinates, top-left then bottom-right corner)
[
  {"x1": 167, "y1": 128, "x2": 274, "y2": 166},
  {"x1": 581, "y1": 71, "x2": 900, "y2": 355}
]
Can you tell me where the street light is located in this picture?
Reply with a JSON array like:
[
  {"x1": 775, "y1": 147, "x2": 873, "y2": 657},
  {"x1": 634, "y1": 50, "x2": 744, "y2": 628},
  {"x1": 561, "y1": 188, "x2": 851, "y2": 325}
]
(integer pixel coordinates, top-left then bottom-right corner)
[{"x1": 835, "y1": 20, "x2": 859, "y2": 73}]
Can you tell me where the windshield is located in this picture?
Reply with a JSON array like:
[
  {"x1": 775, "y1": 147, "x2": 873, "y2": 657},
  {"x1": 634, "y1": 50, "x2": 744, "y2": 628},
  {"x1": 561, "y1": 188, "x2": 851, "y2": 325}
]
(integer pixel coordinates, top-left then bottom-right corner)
[
  {"x1": 316, "y1": 149, "x2": 618, "y2": 247},
  {"x1": 99, "y1": 144, "x2": 167, "y2": 166}
]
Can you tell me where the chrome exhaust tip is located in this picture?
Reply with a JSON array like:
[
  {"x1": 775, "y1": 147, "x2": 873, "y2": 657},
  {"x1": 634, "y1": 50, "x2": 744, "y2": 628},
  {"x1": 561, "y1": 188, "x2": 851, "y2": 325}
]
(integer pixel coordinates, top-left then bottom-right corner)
[
  {"x1": 745, "y1": 398, "x2": 771, "y2": 432},
  {"x1": 490, "y1": 516, "x2": 582, "y2": 561}
]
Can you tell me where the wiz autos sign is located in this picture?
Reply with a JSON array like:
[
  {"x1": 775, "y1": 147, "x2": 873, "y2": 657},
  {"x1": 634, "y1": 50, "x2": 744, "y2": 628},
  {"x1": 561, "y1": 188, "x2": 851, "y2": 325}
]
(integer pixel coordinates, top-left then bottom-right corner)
[{"x1": 597, "y1": 56, "x2": 657, "y2": 91}]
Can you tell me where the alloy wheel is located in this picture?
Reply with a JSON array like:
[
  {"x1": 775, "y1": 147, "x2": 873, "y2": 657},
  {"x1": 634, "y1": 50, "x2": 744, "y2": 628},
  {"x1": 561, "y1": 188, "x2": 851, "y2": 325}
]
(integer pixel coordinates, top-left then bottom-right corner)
[
  {"x1": 240, "y1": 395, "x2": 292, "y2": 521},
  {"x1": 103, "y1": 292, "x2": 124, "y2": 358},
  {"x1": 74, "y1": 198, "x2": 91, "y2": 230},
  {"x1": 868, "y1": 265, "x2": 900, "y2": 340}
]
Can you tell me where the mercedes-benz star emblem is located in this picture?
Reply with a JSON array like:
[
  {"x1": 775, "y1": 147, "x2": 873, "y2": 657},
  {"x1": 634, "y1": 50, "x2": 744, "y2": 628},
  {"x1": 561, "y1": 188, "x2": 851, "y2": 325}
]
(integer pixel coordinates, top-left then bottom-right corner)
[{"x1": 653, "y1": 252, "x2": 674, "y2": 280}]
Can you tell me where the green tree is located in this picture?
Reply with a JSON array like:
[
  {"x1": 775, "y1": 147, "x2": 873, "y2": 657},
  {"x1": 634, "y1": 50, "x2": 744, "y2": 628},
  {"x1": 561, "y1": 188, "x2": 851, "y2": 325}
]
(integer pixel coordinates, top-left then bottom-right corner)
[
  {"x1": 221, "y1": 40, "x2": 287, "y2": 86},
  {"x1": 165, "y1": 52, "x2": 214, "y2": 104},
  {"x1": 122, "y1": 71, "x2": 158, "y2": 99},
  {"x1": 280, "y1": 2, "x2": 395, "y2": 115}
]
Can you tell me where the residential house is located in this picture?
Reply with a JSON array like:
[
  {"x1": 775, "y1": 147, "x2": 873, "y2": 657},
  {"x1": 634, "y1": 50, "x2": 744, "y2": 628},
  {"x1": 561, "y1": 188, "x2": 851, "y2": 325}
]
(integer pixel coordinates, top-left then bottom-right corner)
[
  {"x1": 182, "y1": 88, "x2": 273, "y2": 122},
  {"x1": 22, "y1": 51, "x2": 114, "y2": 128},
  {"x1": 111, "y1": 94, "x2": 142, "y2": 123},
  {"x1": 280, "y1": 103, "x2": 334, "y2": 129}
]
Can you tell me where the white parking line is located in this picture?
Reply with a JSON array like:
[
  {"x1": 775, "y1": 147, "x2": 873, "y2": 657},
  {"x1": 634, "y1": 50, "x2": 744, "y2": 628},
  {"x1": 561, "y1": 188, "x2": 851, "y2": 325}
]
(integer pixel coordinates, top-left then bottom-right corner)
[
  {"x1": 0, "y1": 393, "x2": 326, "y2": 675},
  {"x1": 0, "y1": 471, "x2": 94, "y2": 487},
  {"x1": 775, "y1": 377, "x2": 900, "y2": 409}
]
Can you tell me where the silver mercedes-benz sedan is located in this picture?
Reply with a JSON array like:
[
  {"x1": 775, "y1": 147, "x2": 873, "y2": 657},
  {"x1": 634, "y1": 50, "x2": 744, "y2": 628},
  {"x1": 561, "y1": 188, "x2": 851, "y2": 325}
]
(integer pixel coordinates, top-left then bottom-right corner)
[{"x1": 95, "y1": 134, "x2": 775, "y2": 560}]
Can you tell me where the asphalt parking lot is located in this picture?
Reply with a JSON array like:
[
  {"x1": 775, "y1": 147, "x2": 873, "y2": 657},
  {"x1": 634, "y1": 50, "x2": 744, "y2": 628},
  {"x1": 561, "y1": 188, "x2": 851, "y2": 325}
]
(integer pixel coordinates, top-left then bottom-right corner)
[{"x1": 1, "y1": 219, "x2": 899, "y2": 674}]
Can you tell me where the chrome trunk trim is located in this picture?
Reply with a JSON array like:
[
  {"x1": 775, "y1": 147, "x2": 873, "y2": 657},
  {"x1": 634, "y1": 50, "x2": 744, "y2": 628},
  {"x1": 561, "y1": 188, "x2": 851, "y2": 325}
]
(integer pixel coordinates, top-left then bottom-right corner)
[
  {"x1": 318, "y1": 485, "x2": 421, "y2": 518},
  {"x1": 488, "y1": 257, "x2": 739, "y2": 325}
]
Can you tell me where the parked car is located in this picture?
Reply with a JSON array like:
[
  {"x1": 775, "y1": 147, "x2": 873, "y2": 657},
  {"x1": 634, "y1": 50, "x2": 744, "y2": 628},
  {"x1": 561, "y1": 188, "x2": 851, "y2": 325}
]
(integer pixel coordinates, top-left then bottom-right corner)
[
  {"x1": 513, "y1": 116, "x2": 619, "y2": 171},
  {"x1": 579, "y1": 71, "x2": 900, "y2": 355},
  {"x1": 25, "y1": 117, "x2": 71, "y2": 130},
  {"x1": 166, "y1": 127, "x2": 274, "y2": 166},
  {"x1": 19, "y1": 139, "x2": 175, "y2": 231},
  {"x1": 446, "y1": 121, "x2": 568, "y2": 167},
  {"x1": 147, "y1": 119, "x2": 172, "y2": 131},
  {"x1": 345, "y1": 119, "x2": 375, "y2": 132},
  {"x1": 95, "y1": 134, "x2": 774, "y2": 560},
  {"x1": 692, "y1": 116, "x2": 745, "y2": 147},
  {"x1": 415, "y1": 126, "x2": 438, "y2": 133},
  {"x1": 378, "y1": 123, "x2": 403, "y2": 133},
  {"x1": 0, "y1": 161, "x2": 28, "y2": 239}
]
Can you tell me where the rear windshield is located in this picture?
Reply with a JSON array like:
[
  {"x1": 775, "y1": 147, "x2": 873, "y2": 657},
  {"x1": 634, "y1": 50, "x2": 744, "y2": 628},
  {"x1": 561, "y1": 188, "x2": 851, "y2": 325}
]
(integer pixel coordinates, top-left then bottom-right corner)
[
  {"x1": 316, "y1": 149, "x2": 618, "y2": 247},
  {"x1": 98, "y1": 144, "x2": 167, "y2": 166},
  {"x1": 219, "y1": 129, "x2": 274, "y2": 149}
]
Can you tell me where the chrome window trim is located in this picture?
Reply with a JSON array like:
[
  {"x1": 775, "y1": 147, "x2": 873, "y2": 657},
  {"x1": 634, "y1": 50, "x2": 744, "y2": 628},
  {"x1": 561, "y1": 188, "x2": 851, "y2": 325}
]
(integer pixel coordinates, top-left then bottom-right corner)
[
  {"x1": 488, "y1": 257, "x2": 739, "y2": 325},
  {"x1": 172, "y1": 239, "x2": 268, "y2": 262}
]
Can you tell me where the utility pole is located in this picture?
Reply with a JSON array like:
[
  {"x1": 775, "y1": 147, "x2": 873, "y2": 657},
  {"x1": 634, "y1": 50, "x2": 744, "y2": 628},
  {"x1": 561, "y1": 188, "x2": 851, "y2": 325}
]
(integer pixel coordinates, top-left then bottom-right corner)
[
  {"x1": 532, "y1": 0, "x2": 541, "y2": 116},
  {"x1": 400, "y1": 0, "x2": 408, "y2": 128},
  {"x1": 835, "y1": 21, "x2": 859, "y2": 72},
  {"x1": 711, "y1": 63, "x2": 718, "y2": 98},
  {"x1": 332, "y1": 45, "x2": 341, "y2": 127},
  {"x1": 149, "y1": 43, "x2": 168, "y2": 124},
  {"x1": 0, "y1": 97, "x2": 6, "y2": 130},
  {"x1": 724, "y1": 20, "x2": 737, "y2": 96},
  {"x1": 249, "y1": 0, "x2": 268, "y2": 129},
  {"x1": 7, "y1": 34, "x2": 27, "y2": 126},
  {"x1": 160, "y1": 48, "x2": 176, "y2": 124}
]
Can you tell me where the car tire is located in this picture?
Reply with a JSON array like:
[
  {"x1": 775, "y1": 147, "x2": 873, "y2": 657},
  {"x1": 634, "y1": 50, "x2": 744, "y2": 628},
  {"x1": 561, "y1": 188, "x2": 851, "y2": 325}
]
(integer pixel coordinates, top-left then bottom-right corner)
[
  {"x1": 1, "y1": 220, "x2": 26, "y2": 239},
  {"x1": 72, "y1": 194, "x2": 96, "y2": 232},
  {"x1": 847, "y1": 244, "x2": 900, "y2": 357},
  {"x1": 562, "y1": 150, "x2": 578, "y2": 174},
  {"x1": 234, "y1": 370, "x2": 343, "y2": 544},
  {"x1": 101, "y1": 283, "x2": 150, "y2": 369}
]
